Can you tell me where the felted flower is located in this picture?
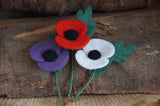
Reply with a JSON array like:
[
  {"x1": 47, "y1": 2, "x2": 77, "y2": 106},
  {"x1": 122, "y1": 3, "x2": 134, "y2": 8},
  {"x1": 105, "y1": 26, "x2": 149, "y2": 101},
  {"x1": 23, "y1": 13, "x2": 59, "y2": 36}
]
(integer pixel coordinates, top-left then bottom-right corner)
[
  {"x1": 75, "y1": 38, "x2": 115, "y2": 70},
  {"x1": 55, "y1": 19, "x2": 90, "y2": 50},
  {"x1": 30, "y1": 39, "x2": 69, "y2": 72}
]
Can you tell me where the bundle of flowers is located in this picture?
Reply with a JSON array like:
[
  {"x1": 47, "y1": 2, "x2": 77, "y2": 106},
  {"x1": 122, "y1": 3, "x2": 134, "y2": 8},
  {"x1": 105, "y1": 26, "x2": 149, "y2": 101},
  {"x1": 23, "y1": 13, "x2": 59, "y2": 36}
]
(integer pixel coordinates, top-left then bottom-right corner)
[{"x1": 30, "y1": 6, "x2": 135, "y2": 106}]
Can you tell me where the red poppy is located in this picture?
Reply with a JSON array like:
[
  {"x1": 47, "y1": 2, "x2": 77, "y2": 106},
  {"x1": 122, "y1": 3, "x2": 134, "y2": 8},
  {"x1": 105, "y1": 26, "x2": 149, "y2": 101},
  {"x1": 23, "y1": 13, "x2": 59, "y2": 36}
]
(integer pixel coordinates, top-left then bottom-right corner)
[{"x1": 55, "y1": 19, "x2": 90, "y2": 50}]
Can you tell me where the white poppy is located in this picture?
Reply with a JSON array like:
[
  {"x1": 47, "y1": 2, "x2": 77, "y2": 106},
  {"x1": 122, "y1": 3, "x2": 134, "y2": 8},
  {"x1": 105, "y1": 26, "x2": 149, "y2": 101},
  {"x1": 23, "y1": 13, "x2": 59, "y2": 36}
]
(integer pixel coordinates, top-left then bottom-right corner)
[{"x1": 75, "y1": 38, "x2": 115, "y2": 70}]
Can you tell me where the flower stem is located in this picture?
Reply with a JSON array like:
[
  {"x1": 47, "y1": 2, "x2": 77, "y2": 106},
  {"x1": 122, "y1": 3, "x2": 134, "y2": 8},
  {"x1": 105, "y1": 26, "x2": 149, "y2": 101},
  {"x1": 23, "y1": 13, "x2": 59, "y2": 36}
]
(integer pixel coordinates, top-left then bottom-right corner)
[
  {"x1": 68, "y1": 50, "x2": 74, "y2": 97},
  {"x1": 72, "y1": 70, "x2": 96, "y2": 102},
  {"x1": 55, "y1": 71, "x2": 64, "y2": 106}
]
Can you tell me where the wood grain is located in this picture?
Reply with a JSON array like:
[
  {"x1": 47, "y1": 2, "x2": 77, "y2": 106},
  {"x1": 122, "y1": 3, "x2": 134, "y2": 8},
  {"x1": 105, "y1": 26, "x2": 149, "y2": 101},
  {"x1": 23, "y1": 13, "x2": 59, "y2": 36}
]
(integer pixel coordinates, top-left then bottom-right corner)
[
  {"x1": 0, "y1": 7, "x2": 160, "y2": 98},
  {"x1": 0, "y1": 94, "x2": 159, "y2": 106},
  {"x1": 14, "y1": 25, "x2": 55, "y2": 39},
  {"x1": 0, "y1": 25, "x2": 7, "y2": 31}
]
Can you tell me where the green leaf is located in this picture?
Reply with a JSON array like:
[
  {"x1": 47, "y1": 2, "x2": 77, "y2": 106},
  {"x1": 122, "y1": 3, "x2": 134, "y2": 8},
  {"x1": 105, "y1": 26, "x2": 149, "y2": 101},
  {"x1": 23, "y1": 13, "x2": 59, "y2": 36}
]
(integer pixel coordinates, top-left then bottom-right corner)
[
  {"x1": 87, "y1": 25, "x2": 96, "y2": 36},
  {"x1": 76, "y1": 9, "x2": 83, "y2": 19},
  {"x1": 89, "y1": 67, "x2": 108, "y2": 76},
  {"x1": 88, "y1": 20, "x2": 96, "y2": 25},
  {"x1": 76, "y1": 6, "x2": 96, "y2": 37},
  {"x1": 84, "y1": 6, "x2": 92, "y2": 21},
  {"x1": 109, "y1": 42, "x2": 136, "y2": 64}
]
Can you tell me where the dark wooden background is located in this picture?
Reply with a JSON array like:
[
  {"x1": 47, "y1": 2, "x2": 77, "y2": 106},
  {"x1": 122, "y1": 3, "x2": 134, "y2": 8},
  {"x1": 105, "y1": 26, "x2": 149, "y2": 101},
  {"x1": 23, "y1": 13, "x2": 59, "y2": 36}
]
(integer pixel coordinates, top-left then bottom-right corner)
[
  {"x1": 0, "y1": 0, "x2": 160, "y2": 98},
  {"x1": 0, "y1": 0, "x2": 150, "y2": 15}
]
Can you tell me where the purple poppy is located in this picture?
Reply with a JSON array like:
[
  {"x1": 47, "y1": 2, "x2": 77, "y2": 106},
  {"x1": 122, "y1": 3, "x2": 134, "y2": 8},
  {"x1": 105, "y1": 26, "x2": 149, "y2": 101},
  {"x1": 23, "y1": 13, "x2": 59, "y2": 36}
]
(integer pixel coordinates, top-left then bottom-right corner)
[{"x1": 30, "y1": 39, "x2": 69, "y2": 72}]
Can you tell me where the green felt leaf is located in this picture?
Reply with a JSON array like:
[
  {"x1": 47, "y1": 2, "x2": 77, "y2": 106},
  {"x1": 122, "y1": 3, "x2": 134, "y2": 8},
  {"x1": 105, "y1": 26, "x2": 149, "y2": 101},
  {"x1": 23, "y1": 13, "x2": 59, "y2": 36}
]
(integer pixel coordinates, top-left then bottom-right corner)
[
  {"x1": 89, "y1": 67, "x2": 108, "y2": 76},
  {"x1": 76, "y1": 10, "x2": 83, "y2": 19},
  {"x1": 84, "y1": 6, "x2": 92, "y2": 21},
  {"x1": 109, "y1": 42, "x2": 136, "y2": 64},
  {"x1": 87, "y1": 25, "x2": 96, "y2": 36},
  {"x1": 76, "y1": 6, "x2": 96, "y2": 37},
  {"x1": 88, "y1": 20, "x2": 96, "y2": 25}
]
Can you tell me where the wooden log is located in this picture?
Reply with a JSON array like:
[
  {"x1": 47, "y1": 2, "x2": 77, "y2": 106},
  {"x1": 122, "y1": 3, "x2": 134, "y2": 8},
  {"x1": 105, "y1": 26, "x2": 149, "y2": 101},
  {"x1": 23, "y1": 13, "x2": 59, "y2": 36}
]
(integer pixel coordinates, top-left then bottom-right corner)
[
  {"x1": 0, "y1": 8, "x2": 160, "y2": 98},
  {"x1": 0, "y1": 0, "x2": 150, "y2": 15}
]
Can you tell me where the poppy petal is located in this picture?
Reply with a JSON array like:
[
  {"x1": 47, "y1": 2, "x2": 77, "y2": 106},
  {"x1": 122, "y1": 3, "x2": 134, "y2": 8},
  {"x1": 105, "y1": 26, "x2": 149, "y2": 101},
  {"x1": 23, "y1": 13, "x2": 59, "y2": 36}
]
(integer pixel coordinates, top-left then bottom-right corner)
[
  {"x1": 30, "y1": 39, "x2": 61, "y2": 62},
  {"x1": 38, "y1": 48, "x2": 69, "y2": 72},
  {"x1": 75, "y1": 50, "x2": 109, "y2": 70},
  {"x1": 83, "y1": 38, "x2": 115, "y2": 58},
  {"x1": 56, "y1": 20, "x2": 87, "y2": 37},
  {"x1": 55, "y1": 35, "x2": 90, "y2": 50}
]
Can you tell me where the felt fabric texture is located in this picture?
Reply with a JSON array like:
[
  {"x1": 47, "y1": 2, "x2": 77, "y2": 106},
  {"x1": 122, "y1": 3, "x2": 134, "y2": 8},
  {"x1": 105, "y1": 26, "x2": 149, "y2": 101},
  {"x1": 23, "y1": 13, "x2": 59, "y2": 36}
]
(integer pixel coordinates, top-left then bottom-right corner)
[
  {"x1": 89, "y1": 42, "x2": 135, "y2": 76},
  {"x1": 56, "y1": 20, "x2": 87, "y2": 36},
  {"x1": 64, "y1": 30, "x2": 79, "y2": 41},
  {"x1": 88, "y1": 50, "x2": 101, "y2": 60},
  {"x1": 56, "y1": 35, "x2": 90, "y2": 50},
  {"x1": 42, "y1": 50, "x2": 58, "y2": 62},
  {"x1": 109, "y1": 42, "x2": 136, "y2": 64},
  {"x1": 75, "y1": 38, "x2": 115, "y2": 70},
  {"x1": 55, "y1": 19, "x2": 90, "y2": 50},
  {"x1": 30, "y1": 40, "x2": 69, "y2": 72},
  {"x1": 83, "y1": 38, "x2": 115, "y2": 58},
  {"x1": 89, "y1": 67, "x2": 108, "y2": 76},
  {"x1": 76, "y1": 6, "x2": 96, "y2": 37},
  {"x1": 30, "y1": 39, "x2": 61, "y2": 62}
]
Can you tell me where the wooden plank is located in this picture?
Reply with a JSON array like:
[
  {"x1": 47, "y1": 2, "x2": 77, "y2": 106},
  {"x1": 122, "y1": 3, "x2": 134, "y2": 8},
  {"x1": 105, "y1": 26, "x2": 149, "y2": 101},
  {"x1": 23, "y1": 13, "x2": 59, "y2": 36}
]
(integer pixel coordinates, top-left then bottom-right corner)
[
  {"x1": 0, "y1": 94, "x2": 159, "y2": 106},
  {"x1": 0, "y1": 8, "x2": 160, "y2": 98}
]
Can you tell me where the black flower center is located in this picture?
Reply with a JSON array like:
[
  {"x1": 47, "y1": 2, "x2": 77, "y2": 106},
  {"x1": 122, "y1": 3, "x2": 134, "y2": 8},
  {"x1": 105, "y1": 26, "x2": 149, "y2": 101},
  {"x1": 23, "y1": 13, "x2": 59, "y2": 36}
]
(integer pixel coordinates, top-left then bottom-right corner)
[
  {"x1": 42, "y1": 50, "x2": 58, "y2": 62},
  {"x1": 88, "y1": 50, "x2": 101, "y2": 60},
  {"x1": 64, "y1": 29, "x2": 79, "y2": 41}
]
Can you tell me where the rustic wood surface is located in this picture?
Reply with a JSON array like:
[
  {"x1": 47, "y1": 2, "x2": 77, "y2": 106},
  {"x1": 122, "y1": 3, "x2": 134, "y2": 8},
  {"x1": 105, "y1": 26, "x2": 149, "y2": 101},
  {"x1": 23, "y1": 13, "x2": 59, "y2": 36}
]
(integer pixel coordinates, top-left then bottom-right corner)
[
  {"x1": 0, "y1": 94, "x2": 160, "y2": 106},
  {"x1": 0, "y1": 0, "x2": 150, "y2": 15},
  {"x1": 0, "y1": 1, "x2": 160, "y2": 98}
]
